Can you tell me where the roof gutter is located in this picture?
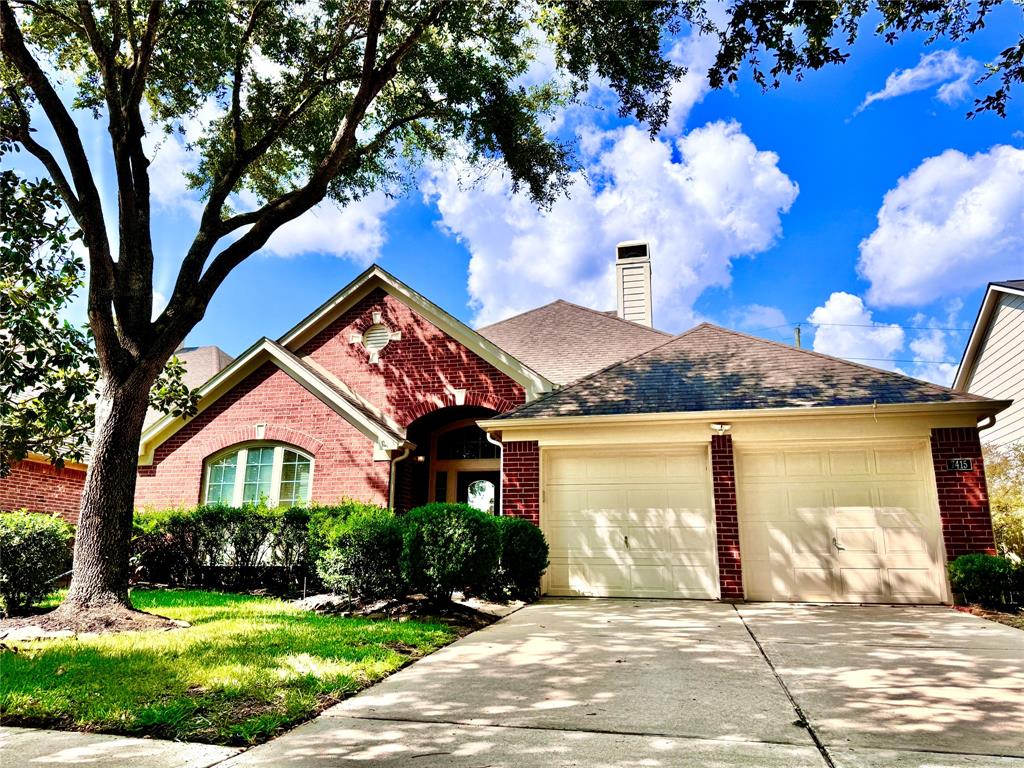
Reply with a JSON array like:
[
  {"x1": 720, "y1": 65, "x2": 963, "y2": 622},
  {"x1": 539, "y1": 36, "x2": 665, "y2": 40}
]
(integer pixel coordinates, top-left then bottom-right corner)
[{"x1": 478, "y1": 399, "x2": 1013, "y2": 433}]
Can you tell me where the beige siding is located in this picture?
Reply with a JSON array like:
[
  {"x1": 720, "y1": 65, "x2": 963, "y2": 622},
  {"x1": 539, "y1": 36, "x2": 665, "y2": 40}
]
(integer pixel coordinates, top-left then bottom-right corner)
[{"x1": 967, "y1": 292, "x2": 1024, "y2": 446}]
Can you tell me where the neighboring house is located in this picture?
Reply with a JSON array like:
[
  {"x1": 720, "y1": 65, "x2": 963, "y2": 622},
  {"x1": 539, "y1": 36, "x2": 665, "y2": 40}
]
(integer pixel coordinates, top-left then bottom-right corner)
[
  {"x1": 954, "y1": 280, "x2": 1024, "y2": 447},
  {"x1": 0, "y1": 345, "x2": 232, "y2": 522},
  {"x1": 136, "y1": 242, "x2": 1008, "y2": 605}
]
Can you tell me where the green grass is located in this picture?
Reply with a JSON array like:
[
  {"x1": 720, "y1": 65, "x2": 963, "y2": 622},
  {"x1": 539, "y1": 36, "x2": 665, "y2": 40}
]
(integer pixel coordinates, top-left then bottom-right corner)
[{"x1": 0, "y1": 589, "x2": 457, "y2": 745}]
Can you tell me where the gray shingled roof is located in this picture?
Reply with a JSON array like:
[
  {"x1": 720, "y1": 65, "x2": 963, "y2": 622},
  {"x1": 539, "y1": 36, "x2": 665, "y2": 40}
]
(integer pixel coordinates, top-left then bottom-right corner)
[
  {"x1": 993, "y1": 279, "x2": 1024, "y2": 291},
  {"x1": 477, "y1": 300, "x2": 670, "y2": 385},
  {"x1": 499, "y1": 323, "x2": 997, "y2": 420}
]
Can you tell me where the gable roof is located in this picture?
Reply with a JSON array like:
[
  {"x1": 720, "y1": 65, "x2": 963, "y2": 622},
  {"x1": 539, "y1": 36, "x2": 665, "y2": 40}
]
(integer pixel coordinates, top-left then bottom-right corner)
[
  {"x1": 175, "y1": 345, "x2": 234, "y2": 391},
  {"x1": 139, "y1": 338, "x2": 408, "y2": 465},
  {"x1": 495, "y1": 322, "x2": 1003, "y2": 421},
  {"x1": 476, "y1": 300, "x2": 671, "y2": 385},
  {"x1": 954, "y1": 280, "x2": 1024, "y2": 390},
  {"x1": 278, "y1": 264, "x2": 552, "y2": 398}
]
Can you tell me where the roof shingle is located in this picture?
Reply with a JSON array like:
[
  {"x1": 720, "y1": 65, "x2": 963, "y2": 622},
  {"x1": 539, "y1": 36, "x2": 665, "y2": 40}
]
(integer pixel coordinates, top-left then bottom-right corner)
[
  {"x1": 476, "y1": 300, "x2": 670, "y2": 385},
  {"x1": 499, "y1": 323, "x2": 998, "y2": 420}
]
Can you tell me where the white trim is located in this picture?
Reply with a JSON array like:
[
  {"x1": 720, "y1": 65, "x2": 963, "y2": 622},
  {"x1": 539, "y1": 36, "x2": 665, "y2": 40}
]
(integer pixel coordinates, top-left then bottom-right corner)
[
  {"x1": 277, "y1": 265, "x2": 553, "y2": 400},
  {"x1": 954, "y1": 282, "x2": 1024, "y2": 391},
  {"x1": 139, "y1": 338, "x2": 406, "y2": 465}
]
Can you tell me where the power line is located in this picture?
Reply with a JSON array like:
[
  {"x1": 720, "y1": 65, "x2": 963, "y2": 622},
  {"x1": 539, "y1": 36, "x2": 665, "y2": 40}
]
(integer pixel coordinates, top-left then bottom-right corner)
[
  {"x1": 752, "y1": 321, "x2": 971, "y2": 333},
  {"x1": 845, "y1": 357, "x2": 957, "y2": 365}
]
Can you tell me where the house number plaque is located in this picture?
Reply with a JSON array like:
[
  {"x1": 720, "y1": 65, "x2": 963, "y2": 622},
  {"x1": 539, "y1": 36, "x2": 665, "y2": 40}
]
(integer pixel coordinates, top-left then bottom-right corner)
[{"x1": 946, "y1": 458, "x2": 973, "y2": 472}]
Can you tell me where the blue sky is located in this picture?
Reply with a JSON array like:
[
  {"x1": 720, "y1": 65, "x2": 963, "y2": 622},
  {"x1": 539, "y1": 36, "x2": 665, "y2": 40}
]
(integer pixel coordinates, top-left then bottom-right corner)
[{"x1": 13, "y1": 7, "x2": 1024, "y2": 386}]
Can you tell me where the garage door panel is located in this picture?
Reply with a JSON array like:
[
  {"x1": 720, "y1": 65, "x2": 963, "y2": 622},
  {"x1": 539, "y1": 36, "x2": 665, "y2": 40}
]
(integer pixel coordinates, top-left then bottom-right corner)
[
  {"x1": 543, "y1": 449, "x2": 717, "y2": 599},
  {"x1": 737, "y1": 442, "x2": 945, "y2": 604}
]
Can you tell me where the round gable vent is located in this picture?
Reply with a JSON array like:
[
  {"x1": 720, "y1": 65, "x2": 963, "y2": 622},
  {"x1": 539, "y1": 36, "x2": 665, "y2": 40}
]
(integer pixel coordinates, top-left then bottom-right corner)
[{"x1": 362, "y1": 323, "x2": 391, "y2": 353}]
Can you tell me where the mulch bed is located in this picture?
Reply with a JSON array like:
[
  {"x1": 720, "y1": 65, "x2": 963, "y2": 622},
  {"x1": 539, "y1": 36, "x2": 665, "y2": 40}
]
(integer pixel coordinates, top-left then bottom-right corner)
[
  {"x1": 954, "y1": 604, "x2": 1024, "y2": 631},
  {"x1": 294, "y1": 593, "x2": 518, "y2": 634},
  {"x1": 0, "y1": 605, "x2": 187, "y2": 641}
]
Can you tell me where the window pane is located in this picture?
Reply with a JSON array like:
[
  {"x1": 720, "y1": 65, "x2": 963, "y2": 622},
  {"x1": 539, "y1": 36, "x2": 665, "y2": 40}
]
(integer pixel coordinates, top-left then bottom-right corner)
[
  {"x1": 278, "y1": 449, "x2": 312, "y2": 507},
  {"x1": 205, "y1": 452, "x2": 238, "y2": 505},
  {"x1": 242, "y1": 447, "x2": 275, "y2": 504},
  {"x1": 434, "y1": 472, "x2": 447, "y2": 503},
  {"x1": 467, "y1": 479, "x2": 495, "y2": 514},
  {"x1": 437, "y1": 425, "x2": 499, "y2": 460}
]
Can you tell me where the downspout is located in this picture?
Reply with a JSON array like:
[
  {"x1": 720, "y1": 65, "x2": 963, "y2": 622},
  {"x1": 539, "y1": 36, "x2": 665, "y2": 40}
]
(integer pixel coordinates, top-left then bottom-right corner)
[
  {"x1": 388, "y1": 445, "x2": 412, "y2": 511},
  {"x1": 486, "y1": 432, "x2": 504, "y2": 516},
  {"x1": 977, "y1": 414, "x2": 997, "y2": 432}
]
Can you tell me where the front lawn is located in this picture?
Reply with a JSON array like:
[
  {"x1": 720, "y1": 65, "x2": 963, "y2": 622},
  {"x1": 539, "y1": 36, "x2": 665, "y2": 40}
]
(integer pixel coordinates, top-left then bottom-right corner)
[{"x1": 0, "y1": 589, "x2": 457, "y2": 745}]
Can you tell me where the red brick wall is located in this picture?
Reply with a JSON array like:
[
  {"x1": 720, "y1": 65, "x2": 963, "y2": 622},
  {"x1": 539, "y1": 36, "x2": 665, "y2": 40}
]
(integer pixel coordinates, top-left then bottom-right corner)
[
  {"x1": 930, "y1": 427, "x2": 995, "y2": 559},
  {"x1": 0, "y1": 459, "x2": 86, "y2": 524},
  {"x1": 298, "y1": 288, "x2": 525, "y2": 427},
  {"x1": 501, "y1": 441, "x2": 539, "y2": 524},
  {"x1": 136, "y1": 362, "x2": 390, "y2": 508},
  {"x1": 711, "y1": 435, "x2": 744, "y2": 600}
]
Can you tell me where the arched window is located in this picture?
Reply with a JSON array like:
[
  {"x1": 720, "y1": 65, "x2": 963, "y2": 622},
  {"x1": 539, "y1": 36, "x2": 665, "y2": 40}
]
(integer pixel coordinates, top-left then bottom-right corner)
[{"x1": 203, "y1": 444, "x2": 313, "y2": 507}]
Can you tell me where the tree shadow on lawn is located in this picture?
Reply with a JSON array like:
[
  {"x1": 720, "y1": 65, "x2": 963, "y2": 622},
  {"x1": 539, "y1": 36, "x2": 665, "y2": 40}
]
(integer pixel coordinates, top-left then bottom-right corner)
[{"x1": 0, "y1": 590, "x2": 457, "y2": 745}]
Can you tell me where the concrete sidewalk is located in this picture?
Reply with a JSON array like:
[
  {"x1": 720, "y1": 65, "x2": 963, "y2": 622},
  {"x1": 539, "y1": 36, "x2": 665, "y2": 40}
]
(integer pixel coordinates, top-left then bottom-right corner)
[{"x1": 0, "y1": 726, "x2": 238, "y2": 766}]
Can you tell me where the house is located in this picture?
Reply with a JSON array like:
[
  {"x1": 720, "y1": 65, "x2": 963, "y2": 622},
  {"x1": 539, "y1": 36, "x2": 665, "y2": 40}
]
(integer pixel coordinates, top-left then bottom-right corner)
[
  {"x1": 136, "y1": 242, "x2": 1008, "y2": 605},
  {"x1": 954, "y1": 280, "x2": 1024, "y2": 447},
  {"x1": 0, "y1": 345, "x2": 232, "y2": 522}
]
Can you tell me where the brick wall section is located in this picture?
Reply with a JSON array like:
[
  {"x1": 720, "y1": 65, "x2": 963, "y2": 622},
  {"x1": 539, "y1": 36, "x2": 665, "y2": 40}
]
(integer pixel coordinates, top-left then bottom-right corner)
[
  {"x1": 502, "y1": 441, "x2": 539, "y2": 524},
  {"x1": 298, "y1": 288, "x2": 525, "y2": 428},
  {"x1": 930, "y1": 427, "x2": 995, "y2": 558},
  {"x1": 136, "y1": 362, "x2": 390, "y2": 508},
  {"x1": 0, "y1": 459, "x2": 86, "y2": 524},
  {"x1": 711, "y1": 434, "x2": 744, "y2": 600}
]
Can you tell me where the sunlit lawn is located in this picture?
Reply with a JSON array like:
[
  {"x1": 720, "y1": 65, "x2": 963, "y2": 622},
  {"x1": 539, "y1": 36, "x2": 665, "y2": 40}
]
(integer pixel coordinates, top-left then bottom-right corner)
[{"x1": 0, "y1": 589, "x2": 456, "y2": 745}]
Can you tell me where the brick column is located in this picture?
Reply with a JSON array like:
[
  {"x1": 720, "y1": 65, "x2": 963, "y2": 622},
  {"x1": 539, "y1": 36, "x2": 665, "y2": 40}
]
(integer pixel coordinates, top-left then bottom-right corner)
[
  {"x1": 930, "y1": 427, "x2": 995, "y2": 559},
  {"x1": 711, "y1": 434, "x2": 744, "y2": 600},
  {"x1": 502, "y1": 441, "x2": 540, "y2": 524}
]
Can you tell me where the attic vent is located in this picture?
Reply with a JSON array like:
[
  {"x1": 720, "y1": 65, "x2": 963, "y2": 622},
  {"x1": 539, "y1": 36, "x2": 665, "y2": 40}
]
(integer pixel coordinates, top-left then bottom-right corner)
[
  {"x1": 351, "y1": 320, "x2": 402, "y2": 364},
  {"x1": 617, "y1": 242, "x2": 649, "y2": 260}
]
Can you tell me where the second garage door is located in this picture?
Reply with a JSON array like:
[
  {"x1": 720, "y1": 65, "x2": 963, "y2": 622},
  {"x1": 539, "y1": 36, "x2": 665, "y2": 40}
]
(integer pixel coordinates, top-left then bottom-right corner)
[
  {"x1": 542, "y1": 448, "x2": 718, "y2": 599},
  {"x1": 736, "y1": 441, "x2": 946, "y2": 604}
]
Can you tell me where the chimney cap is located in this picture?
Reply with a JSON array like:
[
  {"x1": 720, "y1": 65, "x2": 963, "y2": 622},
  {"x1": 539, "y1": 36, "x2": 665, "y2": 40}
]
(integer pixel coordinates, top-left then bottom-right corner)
[{"x1": 616, "y1": 240, "x2": 650, "y2": 261}]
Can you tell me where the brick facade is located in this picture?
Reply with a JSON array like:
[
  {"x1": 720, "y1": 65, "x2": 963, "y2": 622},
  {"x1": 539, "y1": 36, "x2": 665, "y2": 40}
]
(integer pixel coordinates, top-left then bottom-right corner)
[
  {"x1": 930, "y1": 427, "x2": 996, "y2": 559},
  {"x1": 136, "y1": 363, "x2": 390, "y2": 508},
  {"x1": 298, "y1": 288, "x2": 525, "y2": 428},
  {"x1": 501, "y1": 440, "x2": 540, "y2": 524},
  {"x1": 136, "y1": 287, "x2": 526, "y2": 510},
  {"x1": 710, "y1": 434, "x2": 744, "y2": 600},
  {"x1": 0, "y1": 459, "x2": 87, "y2": 524}
]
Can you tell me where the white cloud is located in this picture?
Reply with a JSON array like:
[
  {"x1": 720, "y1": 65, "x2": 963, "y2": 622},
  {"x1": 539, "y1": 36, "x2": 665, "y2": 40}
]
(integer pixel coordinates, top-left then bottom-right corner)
[
  {"x1": 729, "y1": 304, "x2": 788, "y2": 332},
  {"x1": 807, "y1": 292, "x2": 904, "y2": 369},
  {"x1": 859, "y1": 144, "x2": 1024, "y2": 307},
  {"x1": 855, "y1": 50, "x2": 978, "y2": 114},
  {"x1": 260, "y1": 193, "x2": 398, "y2": 264},
  {"x1": 425, "y1": 121, "x2": 798, "y2": 330},
  {"x1": 664, "y1": 31, "x2": 719, "y2": 135}
]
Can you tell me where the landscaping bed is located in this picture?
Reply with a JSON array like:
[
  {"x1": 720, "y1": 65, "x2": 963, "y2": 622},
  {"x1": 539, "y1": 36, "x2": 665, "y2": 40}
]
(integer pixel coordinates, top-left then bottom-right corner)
[
  {"x1": 0, "y1": 589, "x2": 459, "y2": 745},
  {"x1": 956, "y1": 604, "x2": 1024, "y2": 631}
]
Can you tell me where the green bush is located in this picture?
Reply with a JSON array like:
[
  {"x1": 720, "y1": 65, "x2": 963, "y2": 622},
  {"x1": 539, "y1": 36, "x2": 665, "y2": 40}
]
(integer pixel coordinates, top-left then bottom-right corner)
[
  {"x1": 984, "y1": 443, "x2": 1024, "y2": 561},
  {"x1": 487, "y1": 516, "x2": 549, "y2": 601},
  {"x1": 948, "y1": 553, "x2": 1018, "y2": 607},
  {"x1": 402, "y1": 503, "x2": 500, "y2": 601},
  {"x1": 317, "y1": 507, "x2": 405, "y2": 600},
  {"x1": 0, "y1": 511, "x2": 73, "y2": 615},
  {"x1": 307, "y1": 501, "x2": 383, "y2": 561}
]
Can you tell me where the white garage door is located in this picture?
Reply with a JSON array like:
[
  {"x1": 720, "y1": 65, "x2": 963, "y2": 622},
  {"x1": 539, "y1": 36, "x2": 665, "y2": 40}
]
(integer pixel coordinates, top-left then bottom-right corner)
[
  {"x1": 542, "y1": 449, "x2": 718, "y2": 599},
  {"x1": 736, "y1": 441, "x2": 946, "y2": 604}
]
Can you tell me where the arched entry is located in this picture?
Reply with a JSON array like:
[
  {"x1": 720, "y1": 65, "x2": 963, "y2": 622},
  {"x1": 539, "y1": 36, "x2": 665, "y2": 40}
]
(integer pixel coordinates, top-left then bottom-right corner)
[{"x1": 394, "y1": 405, "x2": 500, "y2": 513}]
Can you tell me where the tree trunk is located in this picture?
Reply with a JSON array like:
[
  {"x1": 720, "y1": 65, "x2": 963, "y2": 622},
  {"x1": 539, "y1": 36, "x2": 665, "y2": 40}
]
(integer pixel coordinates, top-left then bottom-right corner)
[{"x1": 59, "y1": 376, "x2": 152, "y2": 612}]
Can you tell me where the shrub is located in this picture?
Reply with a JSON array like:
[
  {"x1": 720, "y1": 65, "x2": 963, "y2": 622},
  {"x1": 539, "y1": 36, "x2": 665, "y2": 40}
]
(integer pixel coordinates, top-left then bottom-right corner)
[
  {"x1": 402, "y1": 503, "x2": 500, "y2": 601},
  {"x1": 487, "y1": 516, "x2": 549, "y2": 601},
  {"x1": 0, "y1": 511, "x2": 73, "y2": 615},
  {"x1": 317, "y1": 507, "x2": 405, "y2": 600},
  {"x1": 948, "y1": 553, "x2": 1017, "y2": 607},
  {"x1": 307, "y1": 501, "x2": 383, "y2": 562}
]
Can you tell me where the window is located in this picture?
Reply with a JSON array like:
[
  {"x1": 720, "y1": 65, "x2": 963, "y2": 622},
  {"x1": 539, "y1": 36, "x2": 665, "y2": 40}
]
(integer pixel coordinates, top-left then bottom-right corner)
[
  {"x1": 437, "y1": 425, "x2": 499, "y2": 460},
  {"x1": 203, "y1": 444, "x2": 313, "y2": 507}
]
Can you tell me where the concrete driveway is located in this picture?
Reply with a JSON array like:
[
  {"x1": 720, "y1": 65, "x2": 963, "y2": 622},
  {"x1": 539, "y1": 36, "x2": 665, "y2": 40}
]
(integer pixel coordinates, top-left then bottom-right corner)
[{"x1": 224, "y1": 599, "x2": 1024, "y2": 768}]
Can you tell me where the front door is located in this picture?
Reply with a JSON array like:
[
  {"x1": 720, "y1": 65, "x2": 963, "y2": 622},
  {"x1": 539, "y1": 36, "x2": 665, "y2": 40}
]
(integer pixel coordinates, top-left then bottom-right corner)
[{"x1": 456, "y1": 471, "x2": 500, "y2": 514}]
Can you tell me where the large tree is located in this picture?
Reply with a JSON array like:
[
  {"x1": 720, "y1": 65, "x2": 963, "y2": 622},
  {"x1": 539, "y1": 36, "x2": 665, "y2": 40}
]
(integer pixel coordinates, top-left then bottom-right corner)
[{"x1": 0, "y1": 0, "x2": 1018, "y2": 628}]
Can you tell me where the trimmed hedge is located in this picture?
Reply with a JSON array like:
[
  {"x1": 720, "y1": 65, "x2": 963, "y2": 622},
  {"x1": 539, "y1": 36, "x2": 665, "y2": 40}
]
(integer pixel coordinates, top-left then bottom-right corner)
[
  {"x1": 402, "y1": 503, "x2": 500, "y2": 601},
  {"x1": 317, "y1": 507, "x2": 406, "y2": 599},
  {"x1": 487, "y1": 515, "x2": 549, "y2": 601},
  {"x1": 948, "y1": 553, "x2": 1022, "y2": 608},
  {"x1": 0, "y1": 511, "x2": 73, "y2": 615}
]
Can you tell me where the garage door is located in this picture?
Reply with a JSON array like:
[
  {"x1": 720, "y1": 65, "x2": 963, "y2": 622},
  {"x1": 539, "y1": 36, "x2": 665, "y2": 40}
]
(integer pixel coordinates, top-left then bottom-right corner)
[
  {"x1": 736, "y1": 441, "x2": 945, "y2": 604},
  {"x1": 542, "y1": 449, "x2": 718, "y2": 598}
]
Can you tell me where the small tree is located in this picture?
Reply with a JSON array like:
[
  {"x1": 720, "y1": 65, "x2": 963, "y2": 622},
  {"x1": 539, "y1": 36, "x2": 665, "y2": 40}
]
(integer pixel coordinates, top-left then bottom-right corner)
[{"x1": 984, "y1": 443, "x2": 1024, "y2": 562}]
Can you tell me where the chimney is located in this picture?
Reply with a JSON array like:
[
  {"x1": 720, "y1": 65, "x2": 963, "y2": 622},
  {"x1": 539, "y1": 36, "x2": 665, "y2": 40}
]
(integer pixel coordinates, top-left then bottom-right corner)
[{"x1": 615, "y1": 240, "x2": 653, "y2": 327}]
